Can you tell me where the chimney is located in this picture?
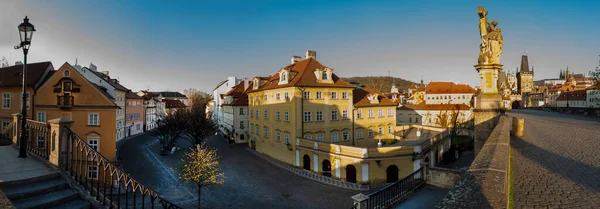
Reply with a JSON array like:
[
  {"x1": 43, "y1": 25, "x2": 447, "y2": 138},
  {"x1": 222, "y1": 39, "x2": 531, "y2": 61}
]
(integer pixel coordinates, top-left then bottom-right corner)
[
  {"x1": 305, "y1": 50, "x2": 316, "y2": 60},
  {"x1": 244, "y1": 78, "x2": 249, "y2": 90},
  {"x1": 14, "y1": 61, "x2": 23, "y2": 65},
  {"x1": 89, "y1": 63, "x2": 98, "y2": 72},
  {"x1": 100, "y1": 71, "x2": 110, "y2": 76},
  {"x1": 291, "y1": 56, "x2": 301, "y2": 64}
]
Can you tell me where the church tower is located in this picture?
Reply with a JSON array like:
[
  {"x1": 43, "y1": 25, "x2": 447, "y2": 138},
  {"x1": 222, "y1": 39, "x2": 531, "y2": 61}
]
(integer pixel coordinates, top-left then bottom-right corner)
[{"x1": 516, "y1": 55, "x2": 534, "y2": 94}]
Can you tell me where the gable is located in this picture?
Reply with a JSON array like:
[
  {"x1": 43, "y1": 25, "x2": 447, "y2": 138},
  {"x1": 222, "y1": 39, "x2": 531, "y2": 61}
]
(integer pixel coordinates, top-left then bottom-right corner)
[{"x1": 35, "y1": 62, "x2": 118, "y2": 107}]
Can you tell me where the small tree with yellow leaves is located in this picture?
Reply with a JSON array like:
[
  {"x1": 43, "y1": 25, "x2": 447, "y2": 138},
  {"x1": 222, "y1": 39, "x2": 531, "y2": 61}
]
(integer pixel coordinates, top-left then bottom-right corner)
[{"x1": 179, "y1": 144, "x2": 225, "y2": 209}]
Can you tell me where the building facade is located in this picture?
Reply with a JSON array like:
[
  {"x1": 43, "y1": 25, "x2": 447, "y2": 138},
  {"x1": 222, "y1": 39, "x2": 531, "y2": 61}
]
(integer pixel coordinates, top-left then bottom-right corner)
[
  {"x1": 74, "y1": 63, "x2": 129, "y2": 142},
  {"x1": 222, "y1": 79, "x2": 251, "y2": 144},
  {"x1": 125, "y1": 92, "x2": 144, "y2": 137},
  {"x1": 423, "y1": 82, "x2": 475, "y2": 107},
  {"x1": 212, "y1": 77, "x2": 240, "y2": 129},
  {"x1": 556, "y1": 90, "x2": 587, "y2": 108},
  {"x1": 35, "y1": 63, "x2": 119, "y2": 167},
  {"x1": 247, "y1": 51, "x2": 420, "y2": 184},
  {"x1": 396, "y1": 104, "x2": 472, "y2": 127},
  {"x1": 0, "y1": 62, "x2": 54, "y2": 130}
]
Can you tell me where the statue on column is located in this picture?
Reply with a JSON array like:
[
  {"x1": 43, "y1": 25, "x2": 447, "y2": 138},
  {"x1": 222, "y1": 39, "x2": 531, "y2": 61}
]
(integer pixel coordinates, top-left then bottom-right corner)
[{"x1": 478, "y1": 6, "x2": 503, "y2": 65}]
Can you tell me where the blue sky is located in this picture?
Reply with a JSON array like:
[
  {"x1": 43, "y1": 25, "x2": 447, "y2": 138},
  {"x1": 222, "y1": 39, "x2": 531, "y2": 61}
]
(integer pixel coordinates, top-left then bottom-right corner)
[{"x1": 1, "y1": 0, "x2": 599, "y2": 93}]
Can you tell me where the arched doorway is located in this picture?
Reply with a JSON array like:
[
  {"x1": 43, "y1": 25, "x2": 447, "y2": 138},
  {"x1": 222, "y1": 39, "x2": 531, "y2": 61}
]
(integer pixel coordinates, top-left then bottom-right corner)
[
  {"x1": 346, "y1": 165, "x2": 357, "y2": 183},
  {"x1": 322, "y1": 160, "x2": 331, "y2": 177},
  {"x1": 386, "y1": 165, "x2": 399, "y2": 183},
  {"x1": 303, "y1": 155, "x2": 311, "y2": 170},
  {"x1": 512, "y1": 100, "x2": 520, "y2": 109}
]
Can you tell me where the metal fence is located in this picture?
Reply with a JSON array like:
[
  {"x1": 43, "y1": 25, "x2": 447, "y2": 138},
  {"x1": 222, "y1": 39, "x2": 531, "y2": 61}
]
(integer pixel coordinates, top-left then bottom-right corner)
[
  {"x1": 0, "y1": 121, "x2": 13, "y2": 139},
  {"x1": 26, "y1": 120, "x2": 51, "y2": 159},
  {"x1": 64, "y1": 127, "x2": 182, "y2": 209},
  {"x1": 364, "y1": 167, "x2": 425, "y2": 209}
]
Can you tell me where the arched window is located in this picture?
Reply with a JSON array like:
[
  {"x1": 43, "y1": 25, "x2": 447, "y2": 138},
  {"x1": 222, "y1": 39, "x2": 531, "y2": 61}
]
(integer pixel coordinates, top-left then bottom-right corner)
[
  {"x1": 322, "y1": 71, "x2": 328, "y2": 80},
  {"x1": 64, "y1": 70, "x2": 70, "y2": 77}
]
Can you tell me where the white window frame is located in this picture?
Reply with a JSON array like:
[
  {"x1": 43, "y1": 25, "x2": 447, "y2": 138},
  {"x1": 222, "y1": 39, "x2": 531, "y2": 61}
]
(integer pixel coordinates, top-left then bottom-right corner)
[
  {"x1": 368, "y1": 129, "x2": 374, "y2": 138},
  {"x1": 304, "y1": 134, "x2": 312, "y2": 140},
  {"x1": 2, "y1": 93, "x2": 10, "y2": 109},
  {"x1": 342, "y1": 92, "x2": 348, "y2": 99},
  {"x1": 388, "y1": 108, "x2": 392, "y2": 116},
  {"x1": 331, "y1": 132, "x2": 339, "y2": 143},
  {"x1": 357, "y1": 129, "x2": 363, "y2": 139},
  {"x1": 331, "y1": 110, "x2": 338, "y2": 120},
  {"x1": 316, "y1": 133, "x2": 324, "y2": 141},
  {"x1": 276, "y1": 111, "x2": 281, "y2": 120},
  {"x1": 276, "y1": 93, "x2": 281, "y2": 100},
  {"x1": 284, "y1": 92, "x2": 289, "y2": 100},
  {"x1": 378, "y1": 109, "x2": 383, "y2": 117},
  {"x1": 342, "y1": 131, "x2": 349, "y2": 141},
  {"x1": 88, "y1": 113, "x2": 100, "y2": 126},
  {"x1": 264, "y1": 127, "x2": 268, "y2": 138},
  {"x1": 331, "y1": 92, "x2": 338, "y2": 99},
  {"x1": 357, "y1": 110, "x2": 362, "y2": 119},
  {"x1": 388, "y1": 125, "x2": 393, "y2": 134},
  {"x1": 87, "y1": 165, "x2": 98, "y2": 179},
  {"x1": 342, "y1": 110, "x2": 348, "y2": 119},
  {"x1": 378, "y1": 127, "x2": 384, "y2": 135},
  {"x1": 316, "y1": 111, "x2": 323, "y2": 121},
  {"x1": 264, "y1": 110, "x2": 268, "y2": 119},
  {"x1": 316, "y1": 92, "x2": 323, "y2": 99},
  {"x1": 284, "y1": 112, "x2": 289, "y2": 121},
  {"x1": 368, "y1": 110, "x2": 374, "y2": 118},
  {"x1": 284, "y1": 133, "x2": 290, "y2": 144},
  {"x1": 303, "y1": 111, "x2": 311, "y2": 122},
  {"x1": 276, "y1": 131, "x2": 281, "y2": 141},
  {"x1": 37, "y1": 111, "x2": 46, "y2": 122},
  {"x1": 303, "y1": 91, "x2": 311, "y2": 99},
  {"x1": 88, "y1": 138, "x2": 99, "y2": 151}
]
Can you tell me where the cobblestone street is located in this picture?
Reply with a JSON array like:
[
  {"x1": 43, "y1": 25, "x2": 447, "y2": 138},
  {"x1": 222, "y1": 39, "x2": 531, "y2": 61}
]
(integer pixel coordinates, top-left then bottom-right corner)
[{"x1": 509, "y1": 110, "x2": 600, "y2": 208}]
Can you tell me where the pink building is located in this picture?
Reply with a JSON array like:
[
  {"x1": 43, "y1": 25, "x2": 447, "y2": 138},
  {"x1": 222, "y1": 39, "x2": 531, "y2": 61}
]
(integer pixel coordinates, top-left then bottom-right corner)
[{"x1": 126, "y1": 92, "x2": 144, "y2": 137}]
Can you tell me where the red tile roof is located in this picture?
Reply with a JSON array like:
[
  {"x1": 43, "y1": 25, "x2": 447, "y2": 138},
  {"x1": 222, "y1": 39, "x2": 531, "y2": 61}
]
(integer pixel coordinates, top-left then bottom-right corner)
[
  {"x1": 251, "y1": 57, "x2": 354, "y2": 92},
  {"x1": 556, "y1": 90, "x2": 587, "y2": 101},
  {"x1": 163, "y1": 99, "x2": 186, "y2": 108},
  {"x1": 353, "y1": 87, "x2": 397, "y2": 107},
  {"x1": 425, "y1": 82, "x2": 475, "y2": 94},
  {"x1": 398, "y1": 104, "x2": 471, "y2": 111},
  {"x1": 126, "y1": 91, "x2": 143, "y2": 99}
]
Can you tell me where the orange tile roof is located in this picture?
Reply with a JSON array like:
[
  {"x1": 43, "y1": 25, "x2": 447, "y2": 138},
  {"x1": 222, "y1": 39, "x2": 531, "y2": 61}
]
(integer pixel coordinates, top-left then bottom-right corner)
[
  {"x1": 251, "y1": 57, "x2": 354, "y2": 92},
  {"x1": 353, "y1": 87, "x2": 397, "y2": 107},
  {"x1": 425, "y1": 82, "x2": 475, "y2": 94},
  {"x1": 398, "y1": 104, "x2": 471, "y2": 111},
  {"x1": 225, "y1": 80, "x2": 255, "y2": 106},
  {"x1": 163, "y1": 99, "x2": 186, "y2": 108}
]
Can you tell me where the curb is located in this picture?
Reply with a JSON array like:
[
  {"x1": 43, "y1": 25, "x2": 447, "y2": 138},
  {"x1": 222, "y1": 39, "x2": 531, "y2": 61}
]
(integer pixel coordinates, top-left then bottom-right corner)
[{"x1": 244, "y1": 147, "x2": 370, "y2": 191}]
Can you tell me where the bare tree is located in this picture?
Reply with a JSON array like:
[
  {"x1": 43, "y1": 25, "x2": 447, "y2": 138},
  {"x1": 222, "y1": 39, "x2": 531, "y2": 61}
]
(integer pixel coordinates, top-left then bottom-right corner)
[
  {"x1": 153, "y1": 109, "x2": 186, "y2": 154},
  {"x1": 184, "y1": 88, "x2": 212, "y2": 108},
  {"x1": 180, "y1": 89, "x2": 216, "y2": 145},
  {"x1": 179, "y1": 144, "x2": 225, "y2": 209}
]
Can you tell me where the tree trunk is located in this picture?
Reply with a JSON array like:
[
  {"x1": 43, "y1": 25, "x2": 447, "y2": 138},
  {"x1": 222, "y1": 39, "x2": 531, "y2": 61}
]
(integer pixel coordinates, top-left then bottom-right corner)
[{"x1": 197, "y1": 183, "x2": 202, "y2": 209}]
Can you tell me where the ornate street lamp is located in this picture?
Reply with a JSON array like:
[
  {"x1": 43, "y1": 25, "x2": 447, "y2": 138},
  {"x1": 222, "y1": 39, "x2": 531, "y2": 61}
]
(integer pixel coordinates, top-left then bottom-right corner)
[{"x1": 15, "y1": 16, "x2": 35, "y2": 158}]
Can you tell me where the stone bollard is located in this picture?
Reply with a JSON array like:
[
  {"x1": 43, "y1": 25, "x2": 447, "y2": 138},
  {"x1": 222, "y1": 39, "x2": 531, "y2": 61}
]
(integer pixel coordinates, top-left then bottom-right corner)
[
  {"x1": 12, "y1": 113, "x2": 21, "y2": 145},
  {"x1": 351, "y1": 193, "x2": 369, "y2": 209},
  {"x1": 511, "y1": 117, "x2": 524, "y2": 137},
  {"x1": 49, "y1": 118, "x2": 74, "y2": 169}
]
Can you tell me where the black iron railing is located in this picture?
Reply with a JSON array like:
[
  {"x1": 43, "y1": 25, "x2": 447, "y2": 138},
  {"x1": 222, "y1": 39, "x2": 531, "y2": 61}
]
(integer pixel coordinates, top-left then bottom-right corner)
[
  {"x1": 26, "y1": 120, "x2": 51, "y2": 159},
  {"x1": 64, "y1": 127, "x2": 182, "y2": 209},
  {"x1": 364, "y1": 167, "x2": 425, "y2": 209}
]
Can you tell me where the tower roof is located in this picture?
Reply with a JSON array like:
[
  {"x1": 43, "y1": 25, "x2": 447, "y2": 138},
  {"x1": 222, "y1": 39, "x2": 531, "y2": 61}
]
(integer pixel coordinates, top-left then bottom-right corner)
[{"x1": 520, "y1": 55, "x2": 529, "y2": 72}]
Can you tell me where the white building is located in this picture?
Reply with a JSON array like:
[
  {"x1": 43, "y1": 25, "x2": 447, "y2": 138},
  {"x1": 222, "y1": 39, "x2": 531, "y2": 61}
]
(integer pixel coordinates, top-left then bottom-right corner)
[
  {"x1": 423, "y1": 82, "x2": 475, "y2": 107},
  {"x1": 221, "y1": 79, "x2": 251, "y2": 143},
  {"x1": 397, "y1": 104, "x2": 472, "y2": 127},
  {"x1": 556, "y1": 90, "x2": 587, "y2": 108},
  {"x1": 212, "y1": 77, "x2": 240, "y2": 132},
  {"x1": 587, "y1": 89, "x2": 600, "y2": 108}
]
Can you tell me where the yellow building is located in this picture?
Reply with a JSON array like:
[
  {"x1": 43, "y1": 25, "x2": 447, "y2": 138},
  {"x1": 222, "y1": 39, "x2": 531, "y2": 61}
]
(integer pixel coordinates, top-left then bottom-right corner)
[
  {"x1": 249, "y1": 51, "x2": 421, "y2": 184},
  {"x1": 35, "y1": 63, "x2": 118, "y2": 167},
  {"x1": 0, "y1": 62, "x2": 54, "y2": 129}
]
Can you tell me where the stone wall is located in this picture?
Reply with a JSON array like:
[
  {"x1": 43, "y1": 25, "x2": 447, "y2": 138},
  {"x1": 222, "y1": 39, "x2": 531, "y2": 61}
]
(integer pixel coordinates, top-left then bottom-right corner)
[
  {"x1": 426, "y1": 166, "x2": 464, "y2": 189},
  {"x1": 435, "y1": 115, "x2": 511, "y2": 209}
]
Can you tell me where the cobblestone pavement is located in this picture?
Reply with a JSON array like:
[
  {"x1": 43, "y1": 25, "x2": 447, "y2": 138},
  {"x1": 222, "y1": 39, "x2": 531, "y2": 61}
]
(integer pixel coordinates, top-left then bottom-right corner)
[
  {"x1": 120, "y1": 133, "x2": 359, "y2": 209},
  {"x1": 509, "y1": 110, "x2": 600, "y2": 208}
]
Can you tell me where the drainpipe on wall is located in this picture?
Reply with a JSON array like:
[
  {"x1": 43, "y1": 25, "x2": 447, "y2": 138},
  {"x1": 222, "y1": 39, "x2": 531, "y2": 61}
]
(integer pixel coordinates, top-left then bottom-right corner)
[{"x1": 298, "y1": 87, "x2": 306, "y2": 137}]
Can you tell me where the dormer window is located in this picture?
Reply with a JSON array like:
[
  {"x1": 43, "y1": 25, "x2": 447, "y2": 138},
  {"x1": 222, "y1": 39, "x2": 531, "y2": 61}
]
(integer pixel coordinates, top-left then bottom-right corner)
[
  {"x1": 367, "y1": 94, "x2": 380, "y2": 104},
  {"x1": 322, "y1": 71, "x2": 328, "y2": 79},
  {"x1": 64, "y1": 70, "x2": 70, "y2": 77},
  {"x1": 253, "y1": 78, "x2": 259, "y2": 90},
  {"x1": 278, "y1": 69, "x2": 289, "y2": 85},
  {"x1": 314, "y1": 68, "x2": 334, "y2": 84}
]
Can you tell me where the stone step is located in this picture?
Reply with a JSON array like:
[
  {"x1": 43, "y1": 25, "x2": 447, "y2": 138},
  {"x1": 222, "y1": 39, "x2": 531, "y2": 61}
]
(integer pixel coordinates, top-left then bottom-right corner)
[
  {"x1": 48, "y1": 199, "x2": 91, "y2": 209},
  {"x1": 2, "y1": 177, "x2": 68, "y2": 200},
  {"x1": 10, "y1": 188, "x2": 79, "y2": 209},
  {"x1": 0, "y1": 172, "x2": 60, "y2": 187}
]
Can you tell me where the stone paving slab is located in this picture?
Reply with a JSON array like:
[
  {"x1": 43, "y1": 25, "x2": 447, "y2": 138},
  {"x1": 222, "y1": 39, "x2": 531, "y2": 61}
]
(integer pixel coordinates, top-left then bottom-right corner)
[
  {"x1": 0, "y1": 146, "x2": 55, "y2": 183},
  {"x1": 245, "y1": 147, "x2": 370, "y2": 191},
  {"x1": 509, "y1": 110, "x2": 600, "y2": 208}
]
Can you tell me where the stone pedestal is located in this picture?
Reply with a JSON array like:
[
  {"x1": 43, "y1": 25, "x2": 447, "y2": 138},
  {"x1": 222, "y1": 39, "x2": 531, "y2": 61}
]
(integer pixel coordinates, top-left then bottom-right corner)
[
  {"x1": 48, "y1": 118, "x2": 74, "y2": 169},
  {"x1": 473, "y1": 64, "x2": 503, "y2": 155}
]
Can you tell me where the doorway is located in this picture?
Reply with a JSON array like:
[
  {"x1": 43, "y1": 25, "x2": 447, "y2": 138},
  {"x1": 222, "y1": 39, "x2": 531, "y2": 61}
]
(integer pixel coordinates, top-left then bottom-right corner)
[
  {"x1": 303, "y1": 155, "x2": 311, "y2": 170},
  {"x1": 386, "y1": 165, "x2": 399, "y2": 183},
  {"x1": 346, "y1": 165, "x2": 357, "y2": 183},
  {"x1": 322, "y1": 160, "x2": 331, "y2": 177}
]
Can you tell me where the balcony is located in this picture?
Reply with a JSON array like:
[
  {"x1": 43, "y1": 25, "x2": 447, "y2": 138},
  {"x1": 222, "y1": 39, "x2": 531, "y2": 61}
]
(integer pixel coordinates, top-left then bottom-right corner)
[{"x1": 57, "y1": 95, "x2": 74, "y2": 108}]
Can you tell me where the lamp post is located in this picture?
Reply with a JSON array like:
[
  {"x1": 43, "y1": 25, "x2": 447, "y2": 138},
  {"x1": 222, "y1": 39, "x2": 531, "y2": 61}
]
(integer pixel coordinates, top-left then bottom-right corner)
[{"x1": 15, "y1": 16, "x2": 35, "y2": 158}]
